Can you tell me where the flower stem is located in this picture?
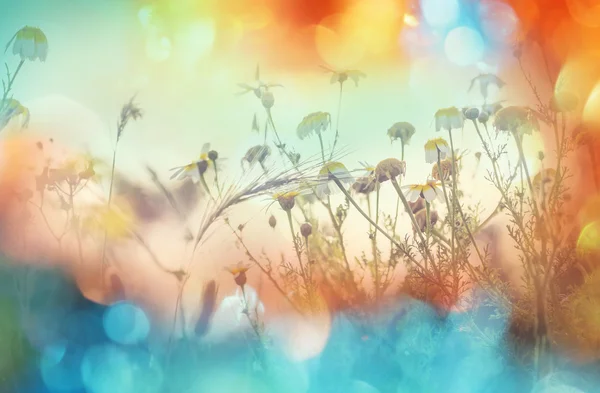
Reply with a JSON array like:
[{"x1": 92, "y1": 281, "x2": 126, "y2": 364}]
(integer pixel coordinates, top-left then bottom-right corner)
[
  {"x1": 100, "y1": 142, "x2": 119, "y2": 289},
  {"x1": 286, "y1": 209, "x2": 312, "y2": 308},
  {"x1": 329, "y1": 82, "x2": 344, "y2": 160},
  {"x1": 212, "y1": 160, "x2": 222, "y2": 198},
  {"x1": 374, "y1": 184, "x2": 381, "y2": 302},
  {"x1": 0, "y1": 59, "x2": 25, "y2": 114}
]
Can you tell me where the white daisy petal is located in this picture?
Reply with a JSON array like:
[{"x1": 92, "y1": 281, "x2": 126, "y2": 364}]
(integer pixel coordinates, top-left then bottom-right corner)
[
  {"x1": 406, "y1": 188, "x2": 421, "y2": 203},
  {"x1": 423, "y1": 187, "x2": 437, "y2": 203}
]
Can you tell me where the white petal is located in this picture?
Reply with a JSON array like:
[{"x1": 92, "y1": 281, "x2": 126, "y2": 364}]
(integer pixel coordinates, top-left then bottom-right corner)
[
  {"x1": 315, "y1": 183, "x2": 328, "y2": 199},
  {"x1": 423, "y1": 187, "x2": 437, "y2": 203},
  {"x1": 12, "y1": 39, "x2": 23, "y2": 56},
  {"x1": 450, "y1": 115, "x2": 464, "y2": 130},
  {"x1": 406, "y1": 189, "x2": 421, "y2": 203},
  {"x1": 435, "y1": 116, "x2": 443, "y2": 132},
  {"x1": 22, "y1": 40, "x2": 35, "y2": 59},
  {"x1": 425, "y1": 149, "x2": 436, "y2": 164},
  {"x1": 36, "y1": 42, "x2": 48, "y2": 61}
]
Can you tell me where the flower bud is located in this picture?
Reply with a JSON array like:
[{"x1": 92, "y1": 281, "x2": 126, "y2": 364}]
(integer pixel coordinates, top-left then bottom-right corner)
[
  {"x1": 463, "y1": 107, "x2": 480, "y2": 120},
  {"x1": 269, "y1": 214, "x2": 277, "y2": 228},
  {"x1": 478, "y1": 111, "x2": 489, "y2": 124},
  {"x1": 300, "y1": 222, "x2": 312, "y2": 238},
  {"x1": 208, "y1": 150, "x2": 219, "y2": 161}
]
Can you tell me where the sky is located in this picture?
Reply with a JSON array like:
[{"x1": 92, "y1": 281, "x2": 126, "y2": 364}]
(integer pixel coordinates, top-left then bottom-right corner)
[{"x1": 2, "y1": 0, "x2": 600, "y2": 348}]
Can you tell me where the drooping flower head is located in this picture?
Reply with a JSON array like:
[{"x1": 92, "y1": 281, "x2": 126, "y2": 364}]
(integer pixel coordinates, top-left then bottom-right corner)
[
  {"x1": 493, "y1": 106, "x2": 540, "y2": 136},
  {"x1": 352, "y1": 176, "x2": 377, "y2": 195},
  {"x1": 319, "y1": 65, "x2": 366, "y2": 87},
  {"x1": 374, "y1": 158, "x2": 406, "y2": 183},
  {"x1": 387, "y1": 122, "x2": 416, "y2": 145},
  {"x1": 169, "y1": 143, "x2": 213, "y2": 183},
  {"x1": 434, "y1": 107, "x2": 464, "y2": 132},
  {"x1": 225, "y1": 262, "x2": 252, "y2": 287},
  {"x1": 402, "y1": 181, "x2": 444, "y2": 203},
  {"x1": 467, "y1": 74, "x2": 506, "y2": 101},
  {"x1": 272, "y1": 190, "x2": 301, "y2": 211},
  {"x1": 297, "y1": 111, "x2": 331, "y2": 140},
  {"x1": 315, "y1": 161, "x2": 354, "y2": 198},
  {"x1": 8, "y1": 26, "x2": 48, "y2": 62},
  {"x1": 424, "y1": 138, "x2": 451, "y2": 164},
  {"x1": 242, "y1": 145, "x2": 271, "y2": 169},
  {"x1": 0, "y1": 99, "x2": 30, "y2": 129}
]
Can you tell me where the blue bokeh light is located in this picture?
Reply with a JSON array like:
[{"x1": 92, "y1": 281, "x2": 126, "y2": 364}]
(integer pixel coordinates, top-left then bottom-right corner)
[
  {"x1": 444, "y1": 26, "x2": 485, "y2": 66},
  {"x1": 102, "y1": 301, "x2": 150, "y2": 345},
  {"x1": 81, "y1": 344, "x2": 134, "y2": 393},
  {"x1": 421, "y1": 0, "x2": 460, "y2": 28}
]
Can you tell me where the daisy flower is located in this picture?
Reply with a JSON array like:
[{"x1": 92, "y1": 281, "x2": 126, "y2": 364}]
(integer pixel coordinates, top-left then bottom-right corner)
[
  {"x1": 237, "y1": 64, "x2": 283, "y2": 99},
  {"x1": 0, "y1": 98, "x2": 30, "y2": 129},
  {"x1": 402, "y1": 181, "x2": 444, "y2": 203},
  {"x1": 434, "y1": 107, "x2": 464, "y2": 132},
  {"x1": 493, "y1": 106, "x2": 540, "y2": 136},
  {"x1": 169, "y1": 143, "x2": 212, "y2": 183},
  {"x1": 358, "y1": 161, "x2": 376, "y2": 177},
  {"x1": 374, "y1": 158, "x2": 406, "y2": 183},
  {"x1": 424, "y1": 138, "x2": 451, "y2": 164},
  {"x1": 7, "y1": 26, "x2": 48, "y2": 62},
  {"x1": 467, "y1": 74, "x2": 506, "y2": 101},
  {"x1": 352, "y1": 176, "x2": 377, "y2": 195},
  {"x1": 319, "y1": 65, "x2": 366, "y2": 87},
  {"x1": 272, "y1": 190, "x2": 301, "y2": 211},
  {"x1": 297, "y1": 111, "x2": 331, "y2": 140},
  {"x1": 315, "y1": 162, "x2": 354, "y2": 198},
  {"x1": 242, "y1": 145, "x2": 271, "y2": 169},
  {"x1": 387, "y1": 122, "x2": 416, "y2": 145},
  {"x1": 225, "y1": 262, "x2": 252, "y2": 287}
]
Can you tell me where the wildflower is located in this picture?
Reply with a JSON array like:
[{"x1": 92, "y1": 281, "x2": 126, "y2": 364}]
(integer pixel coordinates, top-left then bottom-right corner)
[
  {"x1": 424, "y1": 138, "x2": 451, "y2": 164},
  {"x1": 319, "y1": 65, "x2": 366, "y2": 87},
  {"x1": 8, "y1": 26, "x2": 48, "y2": 62},
  {"x1": 387, "y1": 122, "x2": 416, "y2": 145},
  {"x1": 225, "y1": 262, "x2": 251, "y2": 288},
  {"x1": 402, "y1": 181, "x2": 444, "y2": 203},
  {"x1": 431, "y1": 158, "x2": 458, "y2": 182},
  {"x1": 462, "y1": 107, "x2": 480, "y2": 121},
  {"x1": 242, "y1": 145, "x2": 271, "y2": 168},
  {"x1": 208, "y1": 150, "x2": 219, "y2": 162},
  {"x1": 273, "y1": 190, "x2": 300, "y2": 211},
  {"x1": 434, "y1": 107, "x2": 464, "y2": 132},
  {"x1": 374, "y1": 158, "x2": 406, "y2": 183},
  {"x1": 315, "y1": 161, "x2": 354, "y2": 198},
  {"x1": 237, "y1": 64, "x2": 283, "y2": 99},
  {"x1": 352, "y1": 176, "x2": 377, "y2": 195},
  {"x1": 493, "y1": 106, "x2": 540, "y2": 136},
  {"x1": 296, "y1": 111, "x2": 331, "y2": 140},
  {"x1": 550, "y1": 91, "x2": 578, "y2": 113},
  {"x1": 268, "y1": 214, "x2": 277, "y2": 228},
  {"x1": 414, "y1": 209, "x2": 439, "y2": 233},
  {"x1": 467, "y1": 74, "x2": 506, "y2": 101},
  {"x1": 169, "y1": 143, "x2": 212, "y2": 183},
  {"x1": 300, "y1": 222, "x2": 312, "y2": 238},
  {"x1": 0, "y1": 99, "x2": 30, "y2": 128}
]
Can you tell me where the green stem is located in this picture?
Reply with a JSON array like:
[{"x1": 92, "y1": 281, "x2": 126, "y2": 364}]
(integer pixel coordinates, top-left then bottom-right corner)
[
  {"x1": 329, "y1": 82, "x2": 344, "y2": 160},
  {"x1": 1, "y1": 59, "x2": 25, "y2": 112},
  {"x1": 212, "y1": 160, "x2": 222, "y2": 198},
  {"x1": 286, "y1": 209, "x2": 312, "y2": 306},
  {"x1": 447, "y1": 129, "x2": 457, "y2": 283},
  {"x1": 100, "y1": 142, "x2": 119, "y2": 288}
]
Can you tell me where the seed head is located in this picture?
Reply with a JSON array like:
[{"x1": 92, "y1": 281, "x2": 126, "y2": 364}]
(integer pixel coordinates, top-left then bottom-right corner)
[
  {"x1": 269, "y1": 214, "x2": 277, "y2": 228},
  {"x1": 375, "y1": 158, "x2": 406, "y2": 183},
  {"x1": 208, "y1": 150, "x2": 219, "y2": 161}
]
